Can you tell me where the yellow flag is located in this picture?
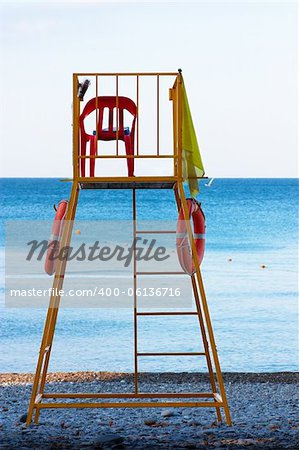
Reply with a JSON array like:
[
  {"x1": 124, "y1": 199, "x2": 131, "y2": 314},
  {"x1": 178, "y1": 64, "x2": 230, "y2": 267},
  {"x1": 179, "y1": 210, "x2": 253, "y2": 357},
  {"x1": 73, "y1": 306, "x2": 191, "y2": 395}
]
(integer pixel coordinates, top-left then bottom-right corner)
[{"x1": 181, "y1": 79, "x2": 205, "y2": 197}]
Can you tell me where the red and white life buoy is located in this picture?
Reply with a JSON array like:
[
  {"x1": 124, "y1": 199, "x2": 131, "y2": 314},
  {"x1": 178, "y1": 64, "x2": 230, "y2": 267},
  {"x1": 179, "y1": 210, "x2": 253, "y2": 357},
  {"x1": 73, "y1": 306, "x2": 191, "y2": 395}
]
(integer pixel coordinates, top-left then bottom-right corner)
[
  {"x1": 176, "y1": 198, "x2": 205, "y2": 275},
  {"x1": 45, "y1": 200, "x2": 68, "y2": 276}
]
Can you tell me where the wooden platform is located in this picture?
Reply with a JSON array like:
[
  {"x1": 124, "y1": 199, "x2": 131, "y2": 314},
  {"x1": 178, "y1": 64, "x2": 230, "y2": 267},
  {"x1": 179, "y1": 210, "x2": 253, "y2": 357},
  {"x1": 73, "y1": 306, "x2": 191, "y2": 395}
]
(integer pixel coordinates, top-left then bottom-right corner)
[
  {"x1": 78, "y1": 176, "x2": 177, "y2": 190},
  {"x1": 80, "y1": 181, "x2": 176, "y2": 190}
]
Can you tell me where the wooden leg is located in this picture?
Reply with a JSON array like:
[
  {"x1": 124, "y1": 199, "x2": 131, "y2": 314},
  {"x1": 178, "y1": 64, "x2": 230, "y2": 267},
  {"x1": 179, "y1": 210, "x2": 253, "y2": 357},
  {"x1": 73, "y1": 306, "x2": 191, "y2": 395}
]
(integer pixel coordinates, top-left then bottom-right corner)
[
  {"x1": 132, "y1": 189, "x2": 138, "y2": 394},
  {"x1": 26, "y1": 183, "x2": 80, "y2": 426},
  {"x1": 174, "y1": 184, "x2": 222, "y2": 422},
  {"x1": 194, "y1": 269, "x2": 232, "y2": 426},
  {"x1": 176, "y1": 182, "x2": 232, "y2": 426},
  {"x1": 191, "y1": 275, "x2": 222, "y2": 423},
  {"x1": 26, "y1": 341, "x2": 50, "y2": 425}
]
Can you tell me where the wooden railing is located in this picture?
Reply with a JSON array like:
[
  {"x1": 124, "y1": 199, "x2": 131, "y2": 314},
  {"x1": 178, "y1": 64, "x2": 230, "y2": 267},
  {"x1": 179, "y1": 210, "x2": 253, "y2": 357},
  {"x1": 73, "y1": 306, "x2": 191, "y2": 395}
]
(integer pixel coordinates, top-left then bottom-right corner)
[{"x1": 72, "y1": 72, "x2": 182, "y2": 181}]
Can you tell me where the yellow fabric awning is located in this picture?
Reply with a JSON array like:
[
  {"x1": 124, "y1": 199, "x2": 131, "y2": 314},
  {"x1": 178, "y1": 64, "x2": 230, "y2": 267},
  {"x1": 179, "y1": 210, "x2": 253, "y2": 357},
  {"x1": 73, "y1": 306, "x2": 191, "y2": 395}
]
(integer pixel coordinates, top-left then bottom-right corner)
[{"x1": 181, "y1": 78, "x2": 205, "y2": 197}]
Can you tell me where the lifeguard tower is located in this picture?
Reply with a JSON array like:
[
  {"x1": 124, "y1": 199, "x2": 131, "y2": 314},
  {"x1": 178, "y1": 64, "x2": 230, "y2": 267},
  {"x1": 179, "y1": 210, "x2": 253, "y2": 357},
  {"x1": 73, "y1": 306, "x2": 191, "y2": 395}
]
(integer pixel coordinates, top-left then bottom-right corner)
[{"x1": 26, "y1": 71, "x2": 232, "y2": 426}]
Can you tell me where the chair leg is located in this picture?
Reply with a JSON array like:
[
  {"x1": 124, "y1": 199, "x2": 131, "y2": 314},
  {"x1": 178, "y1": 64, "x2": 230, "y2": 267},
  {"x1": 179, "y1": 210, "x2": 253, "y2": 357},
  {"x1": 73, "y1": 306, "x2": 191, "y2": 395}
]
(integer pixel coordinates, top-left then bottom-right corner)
[
  {"x1": 80, "y1": 139, "x2": 86, "y2": 177},
  {"x1": 124, "y1": 135, "x2": 134, "y2": 176},
  {"x1": 90, "y1": 136, "x2": 97, "y2": 177}
]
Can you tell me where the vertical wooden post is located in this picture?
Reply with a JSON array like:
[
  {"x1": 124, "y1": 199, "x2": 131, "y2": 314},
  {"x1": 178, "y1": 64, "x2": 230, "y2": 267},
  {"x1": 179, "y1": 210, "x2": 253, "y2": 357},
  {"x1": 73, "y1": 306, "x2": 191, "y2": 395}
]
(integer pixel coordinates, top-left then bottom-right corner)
[
  {"x1": 73, "y1": 74, "x2": 80, "y2": 180},
  {"x1": 157, "y1": 75, "x2": 160, "y2": 156},
  {"x1": 132, "y1": 189, "x2": 138, "y2": 394},
  {"x1": 116, "y1": 75, "x2": 119, "y2": 156},
  {"x1": 177, "y1": 72, "x2": 183, "y2": 181},
  {"x1": 136, "y1": 76, "x2": 139, "y2": 156},
  {"x1": 95, "y1": 75, "x2": 99, "y2": 164}
]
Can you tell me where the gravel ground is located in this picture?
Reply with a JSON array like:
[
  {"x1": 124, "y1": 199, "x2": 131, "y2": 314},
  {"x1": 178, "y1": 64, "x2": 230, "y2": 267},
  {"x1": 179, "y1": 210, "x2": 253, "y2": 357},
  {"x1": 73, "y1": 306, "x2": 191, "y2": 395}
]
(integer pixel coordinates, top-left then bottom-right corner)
[{"x1": 0, "y1": 372, "x2": 298, "y2": 449}]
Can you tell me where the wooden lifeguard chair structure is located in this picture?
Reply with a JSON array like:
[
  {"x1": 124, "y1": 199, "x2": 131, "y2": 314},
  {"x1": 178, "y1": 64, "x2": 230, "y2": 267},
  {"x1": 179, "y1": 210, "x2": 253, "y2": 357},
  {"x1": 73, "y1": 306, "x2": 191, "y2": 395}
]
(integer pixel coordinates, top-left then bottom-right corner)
[{"x1": 26, "y1": 71, "x2": 232, "y2": 426}]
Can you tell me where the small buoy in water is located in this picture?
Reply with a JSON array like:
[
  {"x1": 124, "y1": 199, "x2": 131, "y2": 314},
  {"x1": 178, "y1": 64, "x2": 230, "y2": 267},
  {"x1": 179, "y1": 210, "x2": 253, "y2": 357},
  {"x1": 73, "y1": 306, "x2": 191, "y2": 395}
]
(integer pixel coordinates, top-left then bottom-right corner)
[
  {"x1": 261, "y1": 264, "x2": 267, "y2": 269},
  {"x1": 228, "y1": 258, "x2": 232, "y2": 262},
  {"x1": 75, "y1": 229, "x2": 81, "y2": 235}
]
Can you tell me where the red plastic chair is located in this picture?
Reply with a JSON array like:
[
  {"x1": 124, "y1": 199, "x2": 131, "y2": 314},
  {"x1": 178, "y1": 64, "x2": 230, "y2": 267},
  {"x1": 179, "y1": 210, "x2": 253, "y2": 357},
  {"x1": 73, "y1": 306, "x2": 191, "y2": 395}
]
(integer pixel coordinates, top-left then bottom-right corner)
[{"x1": 79, "y1": 96, "x2": 137, "y2": 177}]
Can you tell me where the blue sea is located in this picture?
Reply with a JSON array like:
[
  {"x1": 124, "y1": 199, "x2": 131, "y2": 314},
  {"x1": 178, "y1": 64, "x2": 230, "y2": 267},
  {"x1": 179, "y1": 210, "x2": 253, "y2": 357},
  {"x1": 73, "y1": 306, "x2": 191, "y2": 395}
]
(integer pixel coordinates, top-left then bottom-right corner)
[{"x1": 0, "y1": 178, "x2": 298, "y2": 373}]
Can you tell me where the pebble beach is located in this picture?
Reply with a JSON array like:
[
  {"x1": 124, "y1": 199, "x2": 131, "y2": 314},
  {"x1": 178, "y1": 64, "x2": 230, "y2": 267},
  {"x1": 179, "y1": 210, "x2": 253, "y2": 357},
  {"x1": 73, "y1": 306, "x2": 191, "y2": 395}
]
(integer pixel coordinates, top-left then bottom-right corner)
[{"x1": 0, "y1": 372, "x2": 298, "y2": 449}]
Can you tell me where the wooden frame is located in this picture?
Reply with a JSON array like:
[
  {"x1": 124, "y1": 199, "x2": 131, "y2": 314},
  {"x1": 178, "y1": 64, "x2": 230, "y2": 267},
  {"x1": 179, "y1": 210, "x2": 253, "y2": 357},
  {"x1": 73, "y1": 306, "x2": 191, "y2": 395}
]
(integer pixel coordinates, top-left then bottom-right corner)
[{"x1": 26, "y1": 71, "x2": 232, "y2": 426}]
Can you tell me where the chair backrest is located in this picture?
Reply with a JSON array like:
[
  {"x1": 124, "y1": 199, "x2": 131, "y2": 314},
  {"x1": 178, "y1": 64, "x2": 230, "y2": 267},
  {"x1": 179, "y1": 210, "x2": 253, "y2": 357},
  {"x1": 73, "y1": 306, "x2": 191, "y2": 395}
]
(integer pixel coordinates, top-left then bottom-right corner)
[{"x1": 80, "y1": 96, "x2": 137, "y2": 141}]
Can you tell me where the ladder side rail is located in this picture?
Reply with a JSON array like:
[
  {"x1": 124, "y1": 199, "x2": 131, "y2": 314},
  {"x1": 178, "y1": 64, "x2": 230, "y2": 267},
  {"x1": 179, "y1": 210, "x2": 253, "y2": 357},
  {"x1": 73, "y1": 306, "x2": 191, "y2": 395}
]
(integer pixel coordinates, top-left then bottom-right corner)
[
  {"x1": 26, "y1": 183, "x2": 80, "y2": 425},
  {"x1": 177, "y1": 181, "x2": 232, "y2": 426}
]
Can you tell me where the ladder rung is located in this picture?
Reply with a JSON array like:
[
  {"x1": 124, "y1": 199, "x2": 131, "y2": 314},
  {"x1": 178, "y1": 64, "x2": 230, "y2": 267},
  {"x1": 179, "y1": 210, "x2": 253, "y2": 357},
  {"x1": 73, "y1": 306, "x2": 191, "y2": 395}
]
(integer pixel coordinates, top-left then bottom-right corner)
[
  {"x1": 136, "y1": 271, "x2": 186, "y2": 275},
  {"x1": 43, "y1": 392, "x2": 215, "y2": 399},
  {"x1": 137, "y1": 352, "x2": 205, "y2": 357},
  {"x1": 38, "y1": 400, "x2": 223, "y2": 409},
  {"x1": 137, "y1": 312, "x2": 198, "y2": 316},
  {"x1": 136, "y1": 230, "x2": 176, "y2": 234}
]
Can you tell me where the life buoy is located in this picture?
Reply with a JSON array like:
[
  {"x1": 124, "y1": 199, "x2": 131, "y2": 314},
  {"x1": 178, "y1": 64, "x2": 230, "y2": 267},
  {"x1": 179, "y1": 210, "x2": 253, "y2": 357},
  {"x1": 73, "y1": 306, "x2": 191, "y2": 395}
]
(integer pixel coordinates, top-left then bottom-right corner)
[
  {"x1": 45, "y1": 200, "x2": 68, "y2": 275},
  {"x1": 176, "y1": 198, "x2": 205, "y2": 275}
]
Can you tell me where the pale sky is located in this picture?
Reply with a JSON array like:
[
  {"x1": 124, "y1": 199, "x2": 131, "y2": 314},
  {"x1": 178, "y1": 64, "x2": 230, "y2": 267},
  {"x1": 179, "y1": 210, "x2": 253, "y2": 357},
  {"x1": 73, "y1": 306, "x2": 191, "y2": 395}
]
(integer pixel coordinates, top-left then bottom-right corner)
[{"x1": 0, "y1": 1, "x2": 297, "y2": 177}]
